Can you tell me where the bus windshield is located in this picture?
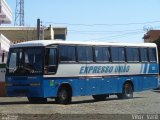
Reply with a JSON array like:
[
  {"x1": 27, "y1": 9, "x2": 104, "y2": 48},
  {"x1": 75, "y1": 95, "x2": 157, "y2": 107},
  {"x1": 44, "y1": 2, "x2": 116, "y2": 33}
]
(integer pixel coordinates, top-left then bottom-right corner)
[{"x1": 6, "y1": 47, "x2": 44, "y2": 75}]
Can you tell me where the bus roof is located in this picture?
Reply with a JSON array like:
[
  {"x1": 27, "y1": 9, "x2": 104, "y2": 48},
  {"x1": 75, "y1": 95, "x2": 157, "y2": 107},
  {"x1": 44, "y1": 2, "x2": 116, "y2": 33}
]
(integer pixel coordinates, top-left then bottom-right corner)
[{"x1": 10, "y1": 40, "x2": 157, "y2": 48}]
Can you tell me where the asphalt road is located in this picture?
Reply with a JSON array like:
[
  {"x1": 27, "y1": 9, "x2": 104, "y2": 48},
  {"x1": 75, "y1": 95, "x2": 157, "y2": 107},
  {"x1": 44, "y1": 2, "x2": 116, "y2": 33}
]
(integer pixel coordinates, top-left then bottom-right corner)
[{"x1": 0, "y1": 90, "x2": 160, "y2": 120}]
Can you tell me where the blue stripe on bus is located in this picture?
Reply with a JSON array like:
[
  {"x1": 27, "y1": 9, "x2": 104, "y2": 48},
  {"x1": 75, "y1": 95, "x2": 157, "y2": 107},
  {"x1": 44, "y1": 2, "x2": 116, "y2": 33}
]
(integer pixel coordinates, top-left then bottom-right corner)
[
  {"x1": 143, "y1": 64, "x2": 148, "y2": 74},
  {"x1": 140, "y1": 64, "x2": 143, "y2": 74}
]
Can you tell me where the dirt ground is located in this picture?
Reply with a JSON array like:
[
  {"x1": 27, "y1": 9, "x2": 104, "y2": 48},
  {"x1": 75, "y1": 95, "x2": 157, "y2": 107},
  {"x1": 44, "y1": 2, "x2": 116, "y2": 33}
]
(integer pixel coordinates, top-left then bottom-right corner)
[{"x1": 0, "y1": 90, "x2": 160, "y2": 120}]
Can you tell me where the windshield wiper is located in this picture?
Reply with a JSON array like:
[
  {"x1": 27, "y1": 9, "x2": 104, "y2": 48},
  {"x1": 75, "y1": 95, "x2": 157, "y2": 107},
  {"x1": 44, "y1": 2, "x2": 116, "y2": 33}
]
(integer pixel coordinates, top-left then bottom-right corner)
[
  {"x1": 11, "y1": 65, "x2": 34, "y2": 74},
  {"x1": 22, "y1": 66, "x2": 34, "y2": 73}
]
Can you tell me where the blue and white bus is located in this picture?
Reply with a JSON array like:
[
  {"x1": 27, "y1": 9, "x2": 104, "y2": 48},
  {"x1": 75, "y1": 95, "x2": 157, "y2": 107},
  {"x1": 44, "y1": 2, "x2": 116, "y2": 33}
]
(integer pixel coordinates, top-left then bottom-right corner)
[{"x1": 6, "y1": 40, "x2": 159, "y2": 104}]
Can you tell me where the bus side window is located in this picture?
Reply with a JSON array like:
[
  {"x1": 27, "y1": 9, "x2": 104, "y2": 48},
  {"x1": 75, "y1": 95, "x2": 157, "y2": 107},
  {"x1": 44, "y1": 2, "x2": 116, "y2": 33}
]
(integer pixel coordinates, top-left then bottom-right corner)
[
  {"x1": 45, "y1": 48, "x2": 58, "y2": 74},
  {"x1": 60, "y1": 45, "x2": 76, "y2": 62},
  {"x1": 94, "y1": 47, "x2": 110, "y2": 62},
  {"x1": 148, "y1": 48, "x2": 157, "y2": 62},
  {"x1": 140, "y1": 48, "x2": 148, "y2": 62},
  {"x1": 126, "y1": 47, "x2": 140, "y2": 63},
  {"x1": 111, "y1": 47, "x2": 125, "y2": 62},
  {"x1": 77, "y1": 46, "x2": 93, "y2": 62}
]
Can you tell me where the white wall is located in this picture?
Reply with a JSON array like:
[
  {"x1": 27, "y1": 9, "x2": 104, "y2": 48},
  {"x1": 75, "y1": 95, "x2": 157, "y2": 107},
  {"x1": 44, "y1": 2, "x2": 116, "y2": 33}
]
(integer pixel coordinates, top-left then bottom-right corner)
[
  {"x1": 0, "y1": 34, "x2": 10, "y2": 64},
  {"x1": 0, "y1": 34, "x2": 10, "y2": 52},
  {"x1": 0, "y1": 34, "x2": 10, "y2": 82}
]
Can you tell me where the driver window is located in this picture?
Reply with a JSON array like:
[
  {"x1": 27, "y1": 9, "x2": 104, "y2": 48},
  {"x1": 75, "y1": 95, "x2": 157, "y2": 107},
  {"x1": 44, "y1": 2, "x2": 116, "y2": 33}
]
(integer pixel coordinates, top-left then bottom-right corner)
[
  {"x1": 49, "y1": 49, "x2": 57, "y2": 65},
  {"x1": 45, "y1": 48, "x2": 58, "y2": 74}
]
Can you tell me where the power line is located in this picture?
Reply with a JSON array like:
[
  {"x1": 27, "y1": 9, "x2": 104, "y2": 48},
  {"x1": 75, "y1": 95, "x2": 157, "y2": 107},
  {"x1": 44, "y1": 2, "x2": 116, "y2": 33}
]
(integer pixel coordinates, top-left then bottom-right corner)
[
  {"x1": 82, "y1": 31, "x2": 144, "y2": 41},
  {"x1": 45, "y1": 20, "x2": 155, "y2": 41},
  {"x1": 68, "y1": 29, "x2": 143, "y2": 34},
  {"x1": 48, "y1": 20, "x2": 160, "y2": 27},
  {"x1": 68, "y1": 25, "x2": 160, "y2": 35}
]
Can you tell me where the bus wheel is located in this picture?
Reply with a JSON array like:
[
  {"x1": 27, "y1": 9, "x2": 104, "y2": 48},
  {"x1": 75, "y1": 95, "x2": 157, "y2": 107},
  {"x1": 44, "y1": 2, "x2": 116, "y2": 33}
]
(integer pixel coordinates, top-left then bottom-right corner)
[
  {"x1": 55, "y1": 87, "x2": 72, "y2": 104},
  {"x1": 92, "y1": 94, "x2": 108, "y2": 101},
  {"x1": 117, "y1": 82, "x2": 133, "y2": 99},
  {"x1": 27, "y1": 97, "x2": 47, "y2": 104}
]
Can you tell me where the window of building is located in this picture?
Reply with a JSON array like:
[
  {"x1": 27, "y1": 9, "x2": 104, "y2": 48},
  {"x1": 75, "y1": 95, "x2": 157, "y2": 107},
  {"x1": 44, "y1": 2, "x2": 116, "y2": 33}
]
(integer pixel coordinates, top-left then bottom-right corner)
[
  {"x1": 111, "y1": 47, "x2": 125, "y2": 62},
  {"x1": 94, "y1": 47, "x2": 110, "y2": 62},
  {"x1": 148, "y1": 48, "x2": 157, "y2": 62},
  {"x1": 126, "y1": 47, "x2": 139, "y2": 62},
  {"x1": 1, "y1": 52, "x2": 5, "y2": 63},
  {"x1": 140, "y1": 48, "x2": 148, "y2": 62},
  {"x1": 59, "y1": 45, "x2": 76, "y2": 62},
  {"x1": 54, "y1": 34, "x2": 66, "y2": 40},
  {"x1": 77, "y1": 46, "x2": 93, "y2": 62}
]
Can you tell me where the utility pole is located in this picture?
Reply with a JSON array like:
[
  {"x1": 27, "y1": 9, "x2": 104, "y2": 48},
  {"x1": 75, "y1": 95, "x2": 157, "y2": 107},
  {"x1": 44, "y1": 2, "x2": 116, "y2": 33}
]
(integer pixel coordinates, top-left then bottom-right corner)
[
  {"x1": 37, "y1": 18, "x2": 40, "y2": 40},
  {"x1": 37, "y1": 19, "x2": 44, "y2": 40},
  {"x1": 14, "y1": 0, "x2": 24, "y2": 26}
]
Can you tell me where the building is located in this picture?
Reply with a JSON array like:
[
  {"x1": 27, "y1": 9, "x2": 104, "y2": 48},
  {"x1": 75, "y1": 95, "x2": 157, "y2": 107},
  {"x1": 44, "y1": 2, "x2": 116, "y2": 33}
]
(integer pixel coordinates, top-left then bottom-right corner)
[
  {"x1": 143, "y1": 30, "x2": 160, "y2": 43},
  {"x1": 0, "y1": 0, "x2": 12, "y2": 97},
  {"x1": 0, "y1": 0, "x2": 12, "y2": 24},
  {"x1": 0, "y1": 26, "x2": 67, "y2": 44},
  {"x1": 0, "y1": 26, "x2": 67, "y2": 96},
  {"x1": 0, "y1": 0, "x2": 67, "y2": 97},
  {"x1": 0, "y1": 34, "x2": 10, "y2": 96}
]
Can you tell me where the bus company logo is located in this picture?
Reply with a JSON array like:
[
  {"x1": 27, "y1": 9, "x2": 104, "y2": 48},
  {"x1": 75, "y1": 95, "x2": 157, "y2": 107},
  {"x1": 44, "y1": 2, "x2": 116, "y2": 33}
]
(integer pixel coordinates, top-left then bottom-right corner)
[{"x1": 79, "y1": 65, "x2": 130, "y2": 74}]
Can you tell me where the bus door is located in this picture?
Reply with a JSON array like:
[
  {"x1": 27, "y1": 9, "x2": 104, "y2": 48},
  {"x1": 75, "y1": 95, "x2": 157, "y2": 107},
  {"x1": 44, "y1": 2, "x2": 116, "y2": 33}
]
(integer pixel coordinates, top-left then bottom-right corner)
[
  {"x1": 43, "y1": 47, "x2": 58, "y2": 96},
  {"x1": 44, "y1": 47, "x2": 58, "y2": 75}
]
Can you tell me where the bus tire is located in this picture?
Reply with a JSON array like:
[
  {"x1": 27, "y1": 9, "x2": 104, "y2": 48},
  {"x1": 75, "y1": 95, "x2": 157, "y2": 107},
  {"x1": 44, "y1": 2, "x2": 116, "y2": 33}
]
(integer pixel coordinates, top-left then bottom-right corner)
[
  {"x1": 55, "y1": 86, "x2": 72, "y2": 105},
  {"x1": 27, "y1": 97, "x2": 47, "y2": 104},
  {"x1": 117, "y1": 82, "x2": 133, "y2": 99},
  {"x1": 92, "y1": 94, "x2": 108, "y2": 101}
]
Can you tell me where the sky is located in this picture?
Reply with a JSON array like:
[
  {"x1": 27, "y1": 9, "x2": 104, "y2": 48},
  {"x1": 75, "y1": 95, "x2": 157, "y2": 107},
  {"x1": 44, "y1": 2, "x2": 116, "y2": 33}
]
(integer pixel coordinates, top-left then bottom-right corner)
[{"x1": 5, "y1": 0, "x2": 160, "y2": 43}]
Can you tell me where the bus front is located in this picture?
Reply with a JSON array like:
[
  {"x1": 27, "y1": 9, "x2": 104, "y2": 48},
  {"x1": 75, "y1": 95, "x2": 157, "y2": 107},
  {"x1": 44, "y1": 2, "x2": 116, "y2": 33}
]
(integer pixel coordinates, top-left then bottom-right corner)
[{"x1": 5, "y1": 46, "x2": 46, "y2": 99}]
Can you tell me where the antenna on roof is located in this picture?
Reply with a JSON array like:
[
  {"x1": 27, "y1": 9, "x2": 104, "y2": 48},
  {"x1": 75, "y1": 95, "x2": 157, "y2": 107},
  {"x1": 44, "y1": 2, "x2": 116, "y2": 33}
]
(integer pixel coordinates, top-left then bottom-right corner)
[{"x1": 143, "y1": 25, "x2": 153, "y2": 32}]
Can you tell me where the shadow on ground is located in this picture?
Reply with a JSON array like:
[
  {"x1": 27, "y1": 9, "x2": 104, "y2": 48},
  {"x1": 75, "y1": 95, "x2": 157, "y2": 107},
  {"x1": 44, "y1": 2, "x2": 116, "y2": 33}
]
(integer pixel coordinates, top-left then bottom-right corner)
[{"x1": 0, "y1": 96, "x2": 143, "y2": 105}]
